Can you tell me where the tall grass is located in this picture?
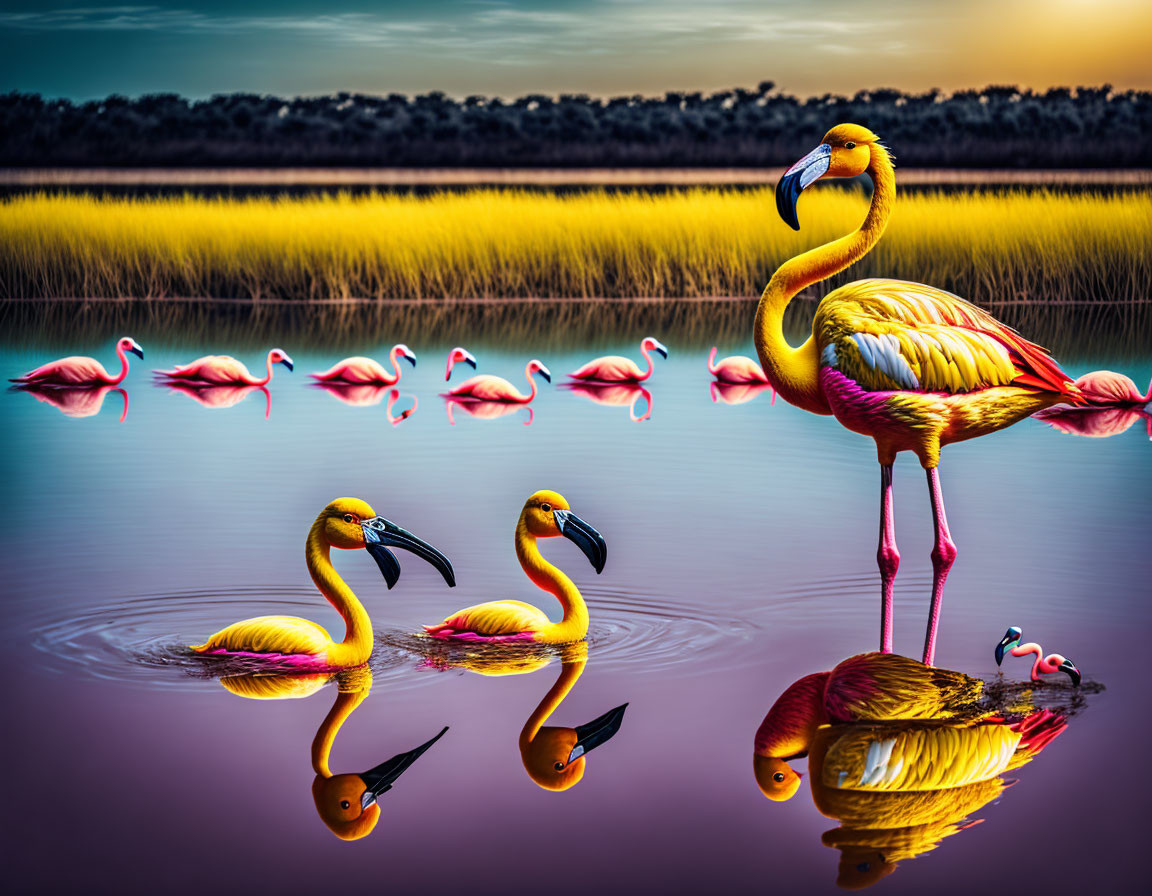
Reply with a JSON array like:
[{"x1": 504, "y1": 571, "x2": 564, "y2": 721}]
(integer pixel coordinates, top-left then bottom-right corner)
[{"x1": 1, "y1": 188, "x2": 1149, "y2": 302}]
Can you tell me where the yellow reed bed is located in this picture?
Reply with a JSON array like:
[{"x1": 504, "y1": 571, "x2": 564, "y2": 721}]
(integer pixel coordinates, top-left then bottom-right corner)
[{"x1": 1, "y1": 188, "x2": 1148, "y2": 301}]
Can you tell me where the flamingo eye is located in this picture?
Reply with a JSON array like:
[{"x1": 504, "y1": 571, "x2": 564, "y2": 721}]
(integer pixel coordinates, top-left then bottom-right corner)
[
  {"x1": 554, "y1": 761, "x2": 565, "y2": 771},
  {"x1": 541, "y1": 503, "x2": 552, "y2": 513},
  {"x1": 773, "y1": 772, "x2": 786, "y2": 782},
  {"x1": 343, "y1": 514, "x2": 354, "y2": 524},
  {"x1": 340, "y1": 800, "x2": 350, "y2": 810},
  {"x1": 844, "y1": 142, "x2": 856, "y2": 149}
]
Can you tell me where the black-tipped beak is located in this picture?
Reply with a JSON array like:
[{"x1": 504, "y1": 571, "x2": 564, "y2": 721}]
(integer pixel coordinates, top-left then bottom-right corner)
[
  {"x1": 537, "y1": 367, "x2": 552, "y2": 383},
  {"x1": 279, "y1": 358, "x2": 294, "y2": 371},
  {"x1": 362, "y1": 516, "x2": 456, "y2": 589},
  {"x1": 568, "y1": 704, "x2": 627, "y2": 763},
  {"x1": 360, "y1": 726, "x2": 448, "y2": 809},
  {"x1": 464, "y1": 354, "x2": 477, "y2": 369},
  {"x1": 553, "y1": 509, "x2": 606, "y2": 574},
  {"x1": 995, "y1": 627, "x2": 1021, "y2": 666},
  {"x1": 404, "y1": 353, "x2": 417, "y2": 368},
  {"x1": 652, "y1": 342, "x2": 668, "y2": 359},
  {"x1": 128, "y1": 346, "x2": 144, "y2": 360},
  {"x1": 776, "y1": 143, "x2": 831, "y2": 231},
  {"x1": 1059, "y1": 659, "x2": 1081, "y2": 687}
]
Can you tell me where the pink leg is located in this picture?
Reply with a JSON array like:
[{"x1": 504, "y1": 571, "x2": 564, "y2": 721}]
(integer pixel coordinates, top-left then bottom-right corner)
[
  {"x1": 877, "y1": 464, "x2": 898, "y2": 654},
  {"x1": 922, "y1": 467, "x2": 957, "y2": 667}
]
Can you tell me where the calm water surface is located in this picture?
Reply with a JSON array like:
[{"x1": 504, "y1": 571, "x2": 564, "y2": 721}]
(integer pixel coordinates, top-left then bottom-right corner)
[{"x1": 1, "y1": 308, "x2": 1150, "y2": 894}]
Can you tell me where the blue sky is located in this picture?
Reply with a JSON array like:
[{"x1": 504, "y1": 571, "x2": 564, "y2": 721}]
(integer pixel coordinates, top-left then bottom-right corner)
[{"x1": 2, "y1": 1, "x2": 1149, "y2": 99}]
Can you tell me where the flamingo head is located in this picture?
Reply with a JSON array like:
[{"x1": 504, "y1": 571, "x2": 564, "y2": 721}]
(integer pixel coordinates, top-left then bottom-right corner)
[
  {"x1": 315, "y1": 497, "x2": 455, "y2": 589},
  {"x1": 312, "y1": 727, "x2": 448, "y2": 841},
  {"x1": 642, "y1": 336, "x2": 669, "y2": 359},
  {"x1": 521, "y1": 705, "x2": 627, "y2": 792},
  {"x1": 445, "y1": 347, "x2": 477, "y2": 381},
  {"x1": 117, "y1": 337, "x2": 144, "y2": 360},
  {"x1": 995, "y1": 626, "x2": 1023, "y2": 666},
  {"x1": 528, "y1": 359, "x2": 552, "y2": 383},
  {"x1": 1048, "y1": 654, "x2": 1082, "y2": 687},
  {"x1": 753, "y1": 754, "x2": 803, "y2": 802},
  {"x1": 268, "y1": 348, "x2": 294, "y2": 371},
  {"x1": 520, "y1": 490, "x2": 606, "y2": 573},
  {"x1": 394, "y1": 344, "x2": 417, "y2": 368},
  {"x1": 776, "y1": 123, "x2": 880, "y2": 230}
]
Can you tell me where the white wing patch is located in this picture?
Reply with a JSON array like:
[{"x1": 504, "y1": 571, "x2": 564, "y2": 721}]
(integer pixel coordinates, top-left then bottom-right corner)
[{"x1": 850, "y1": 333, "x2": 921, "y2": 390}]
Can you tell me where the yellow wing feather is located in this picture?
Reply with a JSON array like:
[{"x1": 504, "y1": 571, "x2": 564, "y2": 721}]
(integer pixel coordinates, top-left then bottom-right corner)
[
  {"x1": 439, "y1": 600, "x2": 551, "y2": 636},
  {"x1": 190, "y1": 615, "x2": 333, "y2": 655}
]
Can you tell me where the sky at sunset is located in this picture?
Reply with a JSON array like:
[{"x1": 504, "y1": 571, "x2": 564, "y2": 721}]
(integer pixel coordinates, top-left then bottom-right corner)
[{"x1": 2, "y1": 0, "x2": 1150, "y2": 99}]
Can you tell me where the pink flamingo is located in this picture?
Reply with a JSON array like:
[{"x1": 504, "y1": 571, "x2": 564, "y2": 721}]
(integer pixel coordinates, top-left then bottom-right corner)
[
  {"x1": 310, "y1": 345, "x2": 416, "y2": 385},
  {"x1": 568, "y1": 337, "x2": 667, "y2": 383},
  {"x1": 710, "y1": 381, "x2": 775, "y2": 406},
  {"x1": 154, "y1": 348, "x2": 293, "y2": 385},
  {"x1": 10, "y1": 337, "x2": 144, "y2": 386},
  {"x1": 445, "y1": 398, "x2": 533, "y2": 426},
  {"x1": 1070, "y1": 370, "x2": 1151, "y2": 408},
  {"x1": 164, "y1": 382, "x2": 272, "y2": 419},
  {"x1": 563, "y1": 382, "x2": 652, "y2": 422},
  {"x1": 707, "y1": 346, "x2": 770, "y2": 385},
  {"x1": 444, "y1": 359, "x2": 550, "y2": 404},
  {"x1": 15, "y1": 384, "x2": 129, "y2": 421},
  {"x1": 445, "y1": 347, "x2": 478, "y2": 382},
  {"x1": 995, "y1": 627, "x2": 1081, "y2": 686}
]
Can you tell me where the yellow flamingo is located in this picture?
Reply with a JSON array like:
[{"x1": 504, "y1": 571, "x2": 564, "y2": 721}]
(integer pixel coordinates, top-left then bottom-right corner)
[
  {"x1": 757, "y1": 123, "x2": 1085, "y2": 664},
  {"x1": 424, "y1": 490, "x2": 606, "y2": 644},
  {"x1": 191, "y1": 498, "x2": 455, "y2": 668}
]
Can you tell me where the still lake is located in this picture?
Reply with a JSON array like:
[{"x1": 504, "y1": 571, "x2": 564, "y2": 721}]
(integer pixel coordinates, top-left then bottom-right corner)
[{"x1": 1, "y1": 300, "x2": 1149, "y2": 894}]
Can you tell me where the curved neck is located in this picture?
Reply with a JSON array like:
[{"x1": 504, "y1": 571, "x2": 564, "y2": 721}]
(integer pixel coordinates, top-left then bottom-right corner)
[
  {"x1": 389, "y1": 345, "x2": 403, "y2": 383},
  {"x1": 520, "y1": 365, "x2": 538, "y2": 403},
  {"x1": 707, "y1": 347, "x2": 719, "y2": 375},
  {"x1": 114, "y1": 387, "x2": 128, "y2": 422},
  {"x1": 515, "y1": 520, "x2": 588, "y2": 642},
  {"x1": 250, "y1": 352, "x2": 274, "y2": 386},
  {"x1": 518, "y1": 656, "x2": 587, "y2": 749},
  {"x1": 754, "y1": 145, "x2": 895, "y2": 415},
  {"x1": 638, "y1": 343, "x2": 654, "y2": 380},
  {"x1": 311, "y1": 669, "x2": 373, "y2": 776},
  {"x1": 110, "y1": 343, "x2": 130, "y2": 384},
  {"x1": 306, "y1": 522, "x2": 373, "y2": 665},
  {"x1": 1010, "y1": 642, "x2": 1044, "y2": 678},
  {"x1": 754, "y1": 671, "x2": 830, "y2": 759}
]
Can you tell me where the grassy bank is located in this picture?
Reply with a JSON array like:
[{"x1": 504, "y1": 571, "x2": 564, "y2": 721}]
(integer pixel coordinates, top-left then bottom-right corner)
[{"x1": 1, "y1": 188, "x2": 1149, "y2": 302}]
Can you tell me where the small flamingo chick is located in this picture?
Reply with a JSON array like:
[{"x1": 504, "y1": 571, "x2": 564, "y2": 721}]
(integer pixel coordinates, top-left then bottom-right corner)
[
  {"x1": 995, "y1": 626, "x2": 1081, "y2": 686},
  {"x1": 11, "y1": 336, "x2": 143, "y2": 386},
  {"x1": 311, "y1": 345, "x2": 416, "y2": 385}
]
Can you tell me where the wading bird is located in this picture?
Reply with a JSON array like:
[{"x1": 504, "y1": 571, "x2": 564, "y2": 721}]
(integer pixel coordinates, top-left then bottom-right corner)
[
  {"x1": 310, "y1": 345, "x2": 416, "y2": 385},
  {"x1": 995, "y1": 626, "x2": 1080, "y2": 686},
  {"x1": 191, "y1": 498, "x2": 455, "y2": 668},
  {"x1": 424, "y1": 490, "x2": 606, "y2": 644},
  {"x1": 568, "y1": 337, "x2": 667, "y2": 383},
  {"x1": 759, "y1": 123, "x2": 1093, "y2": 665},
  {"x1": 1070, "y1": 370, "x2": 1151, "y2": 407},
  {"x1": 155, "y1": 348, "x2": 294, "y2": 386},
  {"x1": 707, "y1": 346, "x2": 770, "y2": 385},
  {"x1": 443, "y1": 359, "x2": 551, "y2": 404},
  {"x1": 444, "y1": 346, "x2": 478, "y2": 381},
  {"x1": 10, "y1": 336, "x2": 144, "y2": 386}
]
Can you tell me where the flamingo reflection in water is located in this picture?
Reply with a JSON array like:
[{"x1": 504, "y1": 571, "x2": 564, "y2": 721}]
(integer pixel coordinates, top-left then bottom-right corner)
[
  {"x1": 163, "y1": 381, "x2": 273, "y2": 418},
  {"x1": 12, "y1": 383, "x2": 129, "y2": 421},
  {"x1": 422, "y1": 642, "x2": 627, "y2": 792},
  {"x1": 753, "y1": 652, "x2": 1088, "y2": 888},
  {"x1": 314, "y1": 383, "x2": 417, "y2": 423},
  {"x1": 710, "y1": 381, "x2": 775, "y2": 407},
  {"x1": 444, "y1": 396, "x2": 533, "y2": 426},
  {"x1": 213, "y1": 665, "x2": 448, "y2": 841},
  {"x1": 563, "y1": 381, "x2": 652, "y2": 422}
]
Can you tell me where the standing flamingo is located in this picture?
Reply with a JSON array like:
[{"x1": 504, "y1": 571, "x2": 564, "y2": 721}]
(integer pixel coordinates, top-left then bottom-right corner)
[
  {"x1": 757, "y1": 123, "x2": 1091, "y2": 665},
  {"x1": 445, "y1": 347, "x2": 478, "y2": 381},
  {"x1": 707, "y1": 347, "x2": 770, "y2": 385},
  {"x1": 310, "y1": 345, "x2": 416, "y2": 385},
  {"x1": 443, "y1": 359, "x2": 550, "y2": 404},
  {"x1": 995, "y1": 627, "x2": 1081, "y2": 686},
  {"x1": 568, "y1": 337, "x2": 667, "y2": 383},
  {"x1": 10, "y1": 336, "x2": 143, "y2": 386},
  {"x1": 155, "y1": 348, "x2": 294, "y2": 385}
]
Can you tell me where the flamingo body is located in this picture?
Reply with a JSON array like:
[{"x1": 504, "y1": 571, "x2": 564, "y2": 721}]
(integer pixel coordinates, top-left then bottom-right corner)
[
  {"x1": 444, "y1": 359, "x2": 550, "y2": 403},
  {"x1": 10, "y1": 336, "x2": 143, "y2": 386},
  {"x1": 424, "y1": 490, "x2": 606, "y2": 645},
  {"x1": 155, "y1": 348, "x2": 293, "y2": 385},
  {"x1": 1072, "y1": 369, "x2": 1151, "y2": 407},
  {"x1": 708, "y1": 347, "x2": 769, "y2": 384},
  {"x1": 311, "y1": 345, "x2": 415, "y2": 385},
  {"x1": 568, "y1": 337, "x2": 667, "y2": 383}
]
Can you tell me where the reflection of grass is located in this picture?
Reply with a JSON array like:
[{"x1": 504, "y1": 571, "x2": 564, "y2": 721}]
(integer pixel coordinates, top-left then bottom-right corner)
[{"x1": 1, "y1": 188, "x2": 1149, "y2": 302}]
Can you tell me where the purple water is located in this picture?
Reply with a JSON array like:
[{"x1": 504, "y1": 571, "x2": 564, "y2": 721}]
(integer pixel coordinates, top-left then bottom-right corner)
[{"x1": 1, "y1": 319, "x2": 1149, "y2": 894}]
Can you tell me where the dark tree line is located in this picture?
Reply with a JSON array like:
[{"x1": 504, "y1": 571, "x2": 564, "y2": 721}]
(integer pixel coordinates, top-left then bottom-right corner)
[{"x1": 2, "y1": 82, "x2": 1148, "y2": 167}]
